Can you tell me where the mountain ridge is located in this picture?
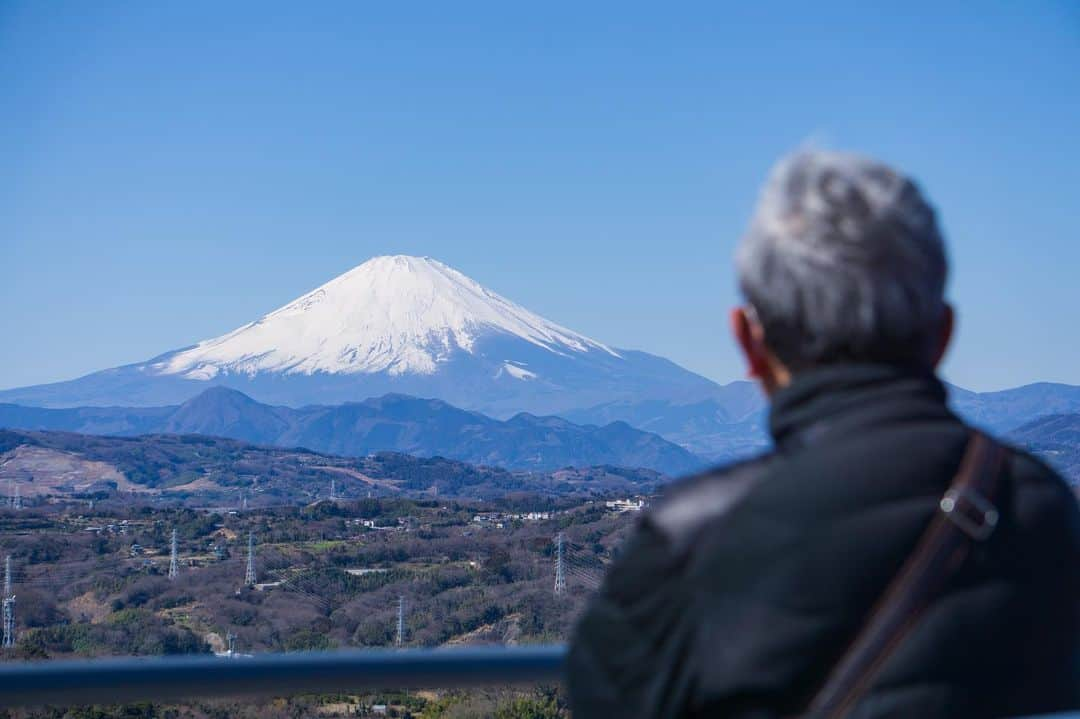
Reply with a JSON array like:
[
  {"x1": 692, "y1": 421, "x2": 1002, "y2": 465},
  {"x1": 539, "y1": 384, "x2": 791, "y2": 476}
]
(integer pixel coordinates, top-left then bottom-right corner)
[
  {"x1": 1008, "y1": 413, "x2": 1080, "y2": 483},
  {"x1": 565, "y1": 379, "x2": 1080, "y2": 460},
  {"x1": 0, "y1": 428, "x2": 673, "y2": 503},
  {"x1": 0, "y1": 387, "x2": 705, "y2": 475}
]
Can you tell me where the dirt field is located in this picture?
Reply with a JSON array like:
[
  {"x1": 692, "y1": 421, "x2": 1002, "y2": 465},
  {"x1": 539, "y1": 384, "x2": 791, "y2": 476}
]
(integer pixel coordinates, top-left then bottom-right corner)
[{"x1": 0, "y1": 445, "x2": 151, "y2": 496}]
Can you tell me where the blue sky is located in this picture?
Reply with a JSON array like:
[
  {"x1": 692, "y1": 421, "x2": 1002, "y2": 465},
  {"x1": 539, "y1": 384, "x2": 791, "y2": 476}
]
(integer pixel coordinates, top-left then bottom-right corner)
[{"x1": 2, "y1": 1, "x2": 1078, "y2": 392}]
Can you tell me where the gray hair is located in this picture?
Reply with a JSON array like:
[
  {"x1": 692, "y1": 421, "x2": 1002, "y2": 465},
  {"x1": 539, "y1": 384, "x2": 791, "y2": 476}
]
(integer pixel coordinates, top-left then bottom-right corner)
[{"x1": 736, "y1": 150, "x2": 948, "y2": 370}]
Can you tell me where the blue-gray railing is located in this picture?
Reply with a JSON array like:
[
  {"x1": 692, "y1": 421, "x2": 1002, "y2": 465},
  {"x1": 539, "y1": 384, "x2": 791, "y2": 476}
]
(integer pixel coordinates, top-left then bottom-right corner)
[
  {"x1": 0, "y1": 646, "x2": 1076, "y2": 717},
  {"x1": 0, "y1": 645, "x2": 566, "y2": 707}
]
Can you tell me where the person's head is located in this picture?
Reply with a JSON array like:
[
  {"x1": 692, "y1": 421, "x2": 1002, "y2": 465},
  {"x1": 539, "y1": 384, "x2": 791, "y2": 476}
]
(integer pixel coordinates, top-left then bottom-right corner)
[{"x1": 732, "y1": 150, "x2": 952, "y2": 395}]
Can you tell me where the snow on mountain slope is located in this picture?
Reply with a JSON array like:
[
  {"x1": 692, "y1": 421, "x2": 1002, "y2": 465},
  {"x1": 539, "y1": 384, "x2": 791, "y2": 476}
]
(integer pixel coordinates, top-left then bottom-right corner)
[
  {"x1": 156, "y1": 255, "x2": 618, "y2": 380},
  {"x1": 0, "y1": 256, "x2": 720, "y2": 414}
]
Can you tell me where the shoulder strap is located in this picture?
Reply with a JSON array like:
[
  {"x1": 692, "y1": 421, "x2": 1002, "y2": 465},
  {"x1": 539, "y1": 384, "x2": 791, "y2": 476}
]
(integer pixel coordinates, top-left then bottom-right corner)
[{"x1": 806, "y1": 432, "x2": 1008, "y2": 718}]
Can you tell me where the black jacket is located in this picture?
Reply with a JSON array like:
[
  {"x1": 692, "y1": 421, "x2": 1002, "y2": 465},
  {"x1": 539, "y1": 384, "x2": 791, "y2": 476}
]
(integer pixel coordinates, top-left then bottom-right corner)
[{"x1": 567, "y1": 365, "x2": 1080, "y2": 718}]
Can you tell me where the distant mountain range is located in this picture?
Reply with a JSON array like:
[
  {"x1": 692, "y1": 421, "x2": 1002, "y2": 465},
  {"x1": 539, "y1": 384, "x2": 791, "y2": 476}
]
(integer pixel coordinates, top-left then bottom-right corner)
[
  {"x1": 563, "y1": 383, "x2": 768, "y2": 458},
  {"x1": 565, "y1": 380, "x2": 1080, "y2": 460},
  {"x1": 949, "y1": 383, "x2": 1080, "y2": 434},
  {"x1": 1, "y1": 409, "x2": 1073, "y2": 511},
  {"x1": 1, "y1": 255, "x2": 1078, "y2": 468},
  {"x1": 0, "y1": 387, "x2": 704, "y2": 475},
  {"x1": 4, "y1": 380, "x2": 1078, "y2": 484}
]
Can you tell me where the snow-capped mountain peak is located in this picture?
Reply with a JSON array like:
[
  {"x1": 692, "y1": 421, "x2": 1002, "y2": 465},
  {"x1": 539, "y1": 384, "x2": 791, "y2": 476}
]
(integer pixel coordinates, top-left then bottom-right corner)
[
  {"x1": 154, "y1": 255, "x2": 618, "y2": 380},
  {"x1": 1, "y1": 255, "x2": 721, "y2": 414}
]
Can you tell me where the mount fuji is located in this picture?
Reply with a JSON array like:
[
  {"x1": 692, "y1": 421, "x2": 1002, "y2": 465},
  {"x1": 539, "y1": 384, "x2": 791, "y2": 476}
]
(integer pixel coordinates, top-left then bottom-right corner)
[{"x1": 1, "y1": 256, "x2": 722, "y2": 416}]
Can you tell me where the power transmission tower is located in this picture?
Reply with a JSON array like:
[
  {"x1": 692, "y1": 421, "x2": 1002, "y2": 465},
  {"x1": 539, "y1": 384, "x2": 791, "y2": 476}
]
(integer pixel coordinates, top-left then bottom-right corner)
[
  {"x1": 2, "y1": 597, "x2": 14, "y2": 649},
  {"x1": 244, "y1": 532, "x2": 256, "y2": 586},
  {"x1": 168, "y1": 529, "x2": 179, "y2": 580},
  {"x1": 395, "y1": 596, "x2": 405, "y2": 647},
  {"x1": 2, "y1": 558, "x2": 14, "y2": 649},
  {"x1": 329, "y1": 479, "x2": 336, "y2": 501},
  {"x1": 241, "y1": 491, "x2": 248, "y2": 512},
  {"x1": 554, "y1": 532, "x2": 566, "y2": 596}
]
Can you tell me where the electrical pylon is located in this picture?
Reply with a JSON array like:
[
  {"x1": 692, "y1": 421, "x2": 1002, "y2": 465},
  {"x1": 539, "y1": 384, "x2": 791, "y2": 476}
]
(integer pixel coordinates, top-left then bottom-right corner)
[
  {"x1": 244, "y1": 532, "x2": 256, "y2": 586},
  {"x1": 554, "y1": 532, "x2": 566, "y2": 595},
  {"x1": 2, "y1": 596, "x2": 14, "y2": 648},
  {"x1": 168, "y1": 528, "x2": 179, "y2": 579},
  {"x1": 2, "y1": 557, "x2": 14, "y2": 649},
  {"x1": 396, "y1": 596, "x2": 405, "y2": 647}
]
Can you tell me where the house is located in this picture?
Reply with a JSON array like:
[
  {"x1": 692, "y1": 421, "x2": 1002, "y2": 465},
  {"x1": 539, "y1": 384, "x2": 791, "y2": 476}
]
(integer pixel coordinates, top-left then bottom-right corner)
[{"x1": 605, "y1": 498, "x2": 646, "y2": 513}]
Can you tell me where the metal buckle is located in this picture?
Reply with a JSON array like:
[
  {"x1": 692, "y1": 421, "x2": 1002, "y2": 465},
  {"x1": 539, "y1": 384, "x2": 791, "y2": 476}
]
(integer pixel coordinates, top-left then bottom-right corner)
[{"x1": 940, "y1": 488, "x2": 999, "y2": 541}]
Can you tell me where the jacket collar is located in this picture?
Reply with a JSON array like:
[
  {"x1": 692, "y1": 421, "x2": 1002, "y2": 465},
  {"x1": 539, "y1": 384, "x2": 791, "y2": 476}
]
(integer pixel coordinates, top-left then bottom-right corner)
[{"x1": 768, "y1": 364, "x2": 954, "y2": 451}]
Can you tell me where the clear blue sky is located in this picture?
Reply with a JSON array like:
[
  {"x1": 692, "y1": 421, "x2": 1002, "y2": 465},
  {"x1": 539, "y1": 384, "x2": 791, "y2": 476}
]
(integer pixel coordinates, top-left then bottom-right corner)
[{"x1": 2, "y1": 1, "x2": 1078, "y2": 392}]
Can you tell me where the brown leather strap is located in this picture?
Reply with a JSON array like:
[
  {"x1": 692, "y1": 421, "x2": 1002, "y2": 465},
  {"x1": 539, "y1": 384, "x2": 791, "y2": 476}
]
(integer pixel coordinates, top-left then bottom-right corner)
[{"x1": 807, "y1": 432, "x2": 1007, "y2": 718}]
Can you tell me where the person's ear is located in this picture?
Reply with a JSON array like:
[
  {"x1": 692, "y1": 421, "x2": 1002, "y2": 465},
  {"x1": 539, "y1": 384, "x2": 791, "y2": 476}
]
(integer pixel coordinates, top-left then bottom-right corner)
[
  {"x1": 930, "y1": 304, "x2": 954, "y2": 369},
  {"x1": 730, "y1": 306, "x2": 772, "y2": 381}
]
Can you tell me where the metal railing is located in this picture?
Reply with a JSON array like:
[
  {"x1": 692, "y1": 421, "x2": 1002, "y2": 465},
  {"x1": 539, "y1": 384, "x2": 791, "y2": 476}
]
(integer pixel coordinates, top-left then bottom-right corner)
[
  {"x1": 0, "y1": 644, "x2": 566, "y2": 707},
  {"x1": 0, "y1": 646, "x2": 1076, "y2": 717}
]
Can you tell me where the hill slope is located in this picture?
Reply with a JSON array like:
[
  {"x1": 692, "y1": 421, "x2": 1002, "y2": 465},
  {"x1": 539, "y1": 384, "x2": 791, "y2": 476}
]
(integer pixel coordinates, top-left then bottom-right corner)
[
  {"x1": 0, "y1": 429, "x2": 669, "y2": 503},
  {"x1": 1008, "y1": 413, "x2": 1080, "y2": 483}
]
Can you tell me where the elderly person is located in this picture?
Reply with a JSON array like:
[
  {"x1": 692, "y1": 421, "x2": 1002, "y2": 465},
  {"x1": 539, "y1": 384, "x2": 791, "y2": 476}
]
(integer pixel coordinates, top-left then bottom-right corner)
[{"x1": 567, "y1": 150, "x2": 1080, "y2": 718}]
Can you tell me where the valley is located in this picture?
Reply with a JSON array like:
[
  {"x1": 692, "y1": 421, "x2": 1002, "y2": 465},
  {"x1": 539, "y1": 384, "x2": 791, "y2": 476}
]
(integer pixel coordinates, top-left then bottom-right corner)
[{"x1": 0, "y1": 493, "x2": 624, "y2": 717}]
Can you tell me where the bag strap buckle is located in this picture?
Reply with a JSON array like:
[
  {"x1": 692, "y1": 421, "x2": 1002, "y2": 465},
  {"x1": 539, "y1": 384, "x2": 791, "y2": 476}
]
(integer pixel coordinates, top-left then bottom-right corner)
[{"x1": 940, "y1": 487, "x2": 999, "y2": 541}]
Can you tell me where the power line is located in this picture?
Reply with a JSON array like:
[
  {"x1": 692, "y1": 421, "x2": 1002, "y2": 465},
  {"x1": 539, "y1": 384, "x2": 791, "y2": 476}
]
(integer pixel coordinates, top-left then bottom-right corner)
[
  {"x1": 562, "y1": 566, "x2": 602, "y2": 590},
  {"x1": 274, "y1": 572, "x2": 333, "y2": 611},
  {"x1": 563, "y1": 551, "x2": 606, "y2": 571},
  {"x1": 551, "y1": 539, "x2": 607, "y2": 592},
  {"x1": 562, "y1": 554, "x2": 603, "y2": 575}
]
